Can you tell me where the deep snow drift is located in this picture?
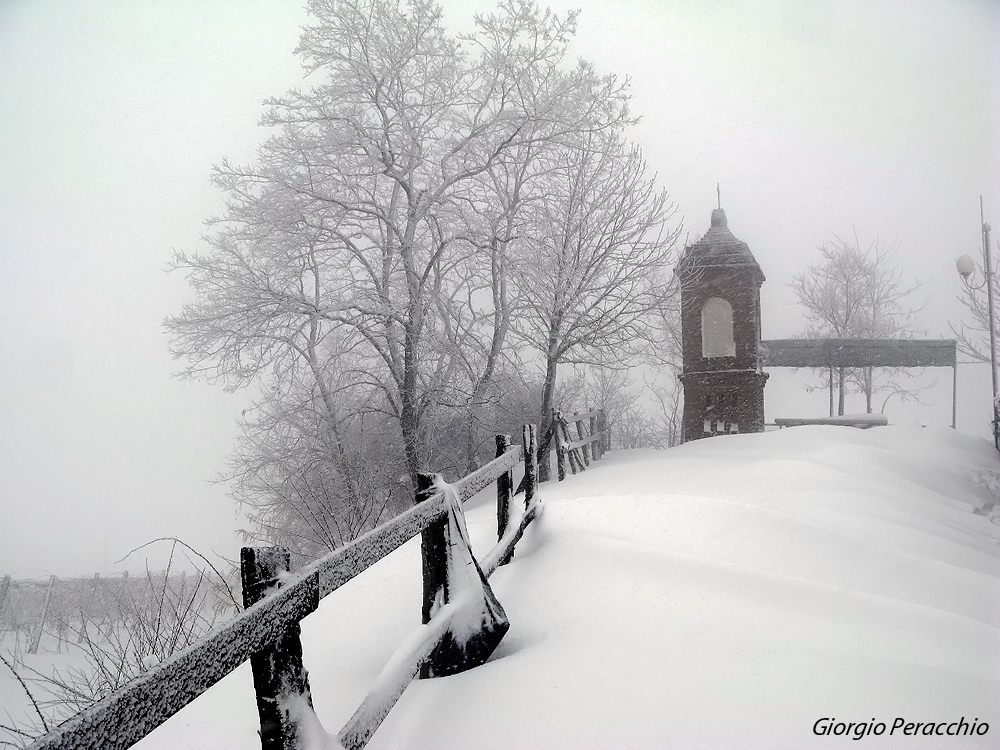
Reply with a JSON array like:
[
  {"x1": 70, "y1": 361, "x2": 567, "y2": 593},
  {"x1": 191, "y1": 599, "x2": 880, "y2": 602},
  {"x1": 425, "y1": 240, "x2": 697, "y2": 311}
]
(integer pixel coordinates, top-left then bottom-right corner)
[{"x1": 130, "y1": 424, "x2": 1000, "y2": 749}]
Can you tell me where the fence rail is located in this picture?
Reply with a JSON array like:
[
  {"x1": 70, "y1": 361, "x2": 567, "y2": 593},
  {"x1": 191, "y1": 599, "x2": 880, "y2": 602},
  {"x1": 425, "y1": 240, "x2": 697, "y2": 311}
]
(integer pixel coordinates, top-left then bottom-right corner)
[{"x1": 27, "y1": 423, "x2": 560, "y2": 750}]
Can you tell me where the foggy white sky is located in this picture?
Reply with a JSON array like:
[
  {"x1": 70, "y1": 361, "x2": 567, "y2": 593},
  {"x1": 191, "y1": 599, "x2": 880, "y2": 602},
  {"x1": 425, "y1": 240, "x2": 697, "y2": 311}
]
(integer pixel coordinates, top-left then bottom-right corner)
[{"x1": 1, "y1": 0, "x2": 997, "y2": 577}]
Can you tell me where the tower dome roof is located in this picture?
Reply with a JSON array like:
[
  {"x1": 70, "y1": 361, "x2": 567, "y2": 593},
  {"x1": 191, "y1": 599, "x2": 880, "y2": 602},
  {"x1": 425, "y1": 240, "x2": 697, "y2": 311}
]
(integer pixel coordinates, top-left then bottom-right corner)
[{"x1": 676, "y1": 208, "x2": 764, "y2": 282}]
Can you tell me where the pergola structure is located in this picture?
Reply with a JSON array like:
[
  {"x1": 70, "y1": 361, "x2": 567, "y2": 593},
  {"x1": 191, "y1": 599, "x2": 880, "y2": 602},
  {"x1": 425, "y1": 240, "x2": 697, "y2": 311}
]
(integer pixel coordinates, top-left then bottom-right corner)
[{"x1": 759, "y1": 338, "x2": 959, "y2": 427}]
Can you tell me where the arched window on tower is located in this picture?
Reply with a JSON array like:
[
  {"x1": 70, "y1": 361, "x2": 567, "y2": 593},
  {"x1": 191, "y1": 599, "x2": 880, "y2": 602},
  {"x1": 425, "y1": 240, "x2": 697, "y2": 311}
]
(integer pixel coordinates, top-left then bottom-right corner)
[{"x1": 701, "y1": 297, "x2": 735, "y2": 358}]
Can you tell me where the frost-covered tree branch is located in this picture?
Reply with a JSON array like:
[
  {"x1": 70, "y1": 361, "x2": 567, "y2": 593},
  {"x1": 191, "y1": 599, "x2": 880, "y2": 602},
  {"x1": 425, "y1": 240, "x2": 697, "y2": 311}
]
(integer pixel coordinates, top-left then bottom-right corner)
[
  {"x1": 165, "y1": 0, "x2": 680, "y2": 554},
  {"x1": 790, "y1": 233, "x2": 924, "y2": 414}
]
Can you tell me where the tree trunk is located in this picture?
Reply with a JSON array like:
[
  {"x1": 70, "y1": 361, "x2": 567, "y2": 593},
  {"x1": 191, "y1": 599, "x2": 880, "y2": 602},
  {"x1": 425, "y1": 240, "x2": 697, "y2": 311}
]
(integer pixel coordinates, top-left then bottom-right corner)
[
  {"x1": 400, "y1": 379, "x2": 421, "y2": 490},
  {"x1": 537, "y1": 350, "x2": 559, "y2": 482},
  {"x1": 310, "y1": 367, "x2": 362, "y2": 507},
  {"x1": 837, "y1": 366, "x2": 846, "y2": 416},
  {"x1": 463, "y1": 231, "x2": 512, "y2": 475},
  {"x1": 464, "y1": 407, "x2": 479, "y2": 475},
  {"x1": 400, "y1": 316, "x2": 423, "y2": 489},
  {"x1": 399, "y1": 202, "x2": 426, "y2": 491}
]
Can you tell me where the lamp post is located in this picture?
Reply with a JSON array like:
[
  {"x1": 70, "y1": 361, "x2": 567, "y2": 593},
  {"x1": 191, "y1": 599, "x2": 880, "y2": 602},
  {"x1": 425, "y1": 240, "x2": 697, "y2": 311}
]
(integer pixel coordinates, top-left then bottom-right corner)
[{"x1": 957, "y1": 198, "x2": 998, "y2": 449}]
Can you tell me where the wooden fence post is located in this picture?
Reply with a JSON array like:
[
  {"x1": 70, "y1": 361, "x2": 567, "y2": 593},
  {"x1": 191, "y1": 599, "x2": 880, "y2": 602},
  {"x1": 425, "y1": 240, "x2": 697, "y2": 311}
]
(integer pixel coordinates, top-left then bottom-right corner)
[
  {"x1": 559, "y1": 415, "x2": 572, "y2": 474},
  {"x1": 241, "y1": 547, "x2": 316, "y2": 750},
  {"x1": 559, "y1": 416, "x2": 584, "y2": 474},
  {"x1": 574, "y1": 412, "x2": 590, "y2": 466},
  {"x1": 589, "y1": 412, "x2": 599, "y2": 460},
  {"x1": 416, "y1": 472, "x2": 446, "y2": 679},
  {"x1": 523, "y1": 423, "x2": 538, "y2": 506},
  {"x1": 496, "y1": 435, "x2": 513, "y2": 567},
  {"x1": 554, "y1": 411, "x2": 567, "y2": 481}
]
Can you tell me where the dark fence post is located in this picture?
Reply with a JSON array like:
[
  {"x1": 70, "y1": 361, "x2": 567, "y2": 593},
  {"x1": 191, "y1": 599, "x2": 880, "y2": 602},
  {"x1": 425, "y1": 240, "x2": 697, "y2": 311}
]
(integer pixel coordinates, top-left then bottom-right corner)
[
  {"x1": 416, "y1": 472, "x2": 446, "y2": 679},
  {"x1": 523, "y1": 423, "x2": 538, "y2": 506},
  {"x1": 589, "y1": 412, "x2": 599, "y2": 460},
  {"x1": 574, "y1": 412, "x2": 590, "y2": 466},
  {"x1": 496, "y1": 435, "x2": 513, "y2": 566},
  {"x1": 554, "y1": 411, "x2": 567, "y2": 481},
  {"x1": 241, "y1": 547, "x2": 316, "y2": 750}
]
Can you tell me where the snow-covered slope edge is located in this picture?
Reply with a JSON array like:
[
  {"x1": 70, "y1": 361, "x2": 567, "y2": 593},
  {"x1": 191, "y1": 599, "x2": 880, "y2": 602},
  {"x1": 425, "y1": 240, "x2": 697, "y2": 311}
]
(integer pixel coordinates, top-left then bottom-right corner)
[{"x1": 135, "y1": 425, "x2": 1000, "y2": 749}]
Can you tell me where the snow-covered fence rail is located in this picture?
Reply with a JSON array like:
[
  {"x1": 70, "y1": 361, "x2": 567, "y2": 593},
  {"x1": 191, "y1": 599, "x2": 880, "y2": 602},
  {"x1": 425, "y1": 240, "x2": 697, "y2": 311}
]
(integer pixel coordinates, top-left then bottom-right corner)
[
  {"x1": 26, "y1": 424, "x2": 541, "y2": 750},
  {"x1": 553, "y1": 408, "x2": 607, "y2": 481}
]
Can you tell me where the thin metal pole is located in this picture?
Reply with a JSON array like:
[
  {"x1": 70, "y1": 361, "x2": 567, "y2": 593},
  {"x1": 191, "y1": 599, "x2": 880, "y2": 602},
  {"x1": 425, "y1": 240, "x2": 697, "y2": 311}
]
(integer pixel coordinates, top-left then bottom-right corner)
[
  {"x1": 952, "y1": 364, "x2": 957, "y2": 429},
  {"x1": 982, "y1": 196, "x2": 998, "y2": 449}
]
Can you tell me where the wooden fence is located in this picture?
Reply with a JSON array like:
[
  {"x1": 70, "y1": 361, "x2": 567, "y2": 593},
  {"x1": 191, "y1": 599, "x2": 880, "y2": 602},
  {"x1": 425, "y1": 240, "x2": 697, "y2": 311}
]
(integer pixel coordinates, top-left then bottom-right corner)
[
  {"x1": 24, "y1": 412, "x2": 608, "y2": 750},
  {"x1": 552, "y1": 409, "x2": 607, "y2": 481}
]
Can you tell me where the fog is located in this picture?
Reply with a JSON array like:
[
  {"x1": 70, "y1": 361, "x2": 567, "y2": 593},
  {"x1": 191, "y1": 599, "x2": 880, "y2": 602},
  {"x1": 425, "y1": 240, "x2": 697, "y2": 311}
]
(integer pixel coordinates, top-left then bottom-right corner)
[{"x1": 1, "y1": 0, "x2": 996, "y2": 577}]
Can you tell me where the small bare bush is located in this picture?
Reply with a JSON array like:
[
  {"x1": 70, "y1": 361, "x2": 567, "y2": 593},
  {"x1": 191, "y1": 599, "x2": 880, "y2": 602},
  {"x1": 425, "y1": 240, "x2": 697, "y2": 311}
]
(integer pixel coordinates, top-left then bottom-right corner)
[{"x1": 0, "y1": 539, "x2": 239, "y2": 747}]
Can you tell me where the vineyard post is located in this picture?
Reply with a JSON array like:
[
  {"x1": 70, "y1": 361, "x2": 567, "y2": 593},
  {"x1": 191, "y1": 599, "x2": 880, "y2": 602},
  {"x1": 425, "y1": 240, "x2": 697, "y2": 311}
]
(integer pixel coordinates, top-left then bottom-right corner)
[{"x1": 28, "y1": 575, "x2": 56, "y2": 654}]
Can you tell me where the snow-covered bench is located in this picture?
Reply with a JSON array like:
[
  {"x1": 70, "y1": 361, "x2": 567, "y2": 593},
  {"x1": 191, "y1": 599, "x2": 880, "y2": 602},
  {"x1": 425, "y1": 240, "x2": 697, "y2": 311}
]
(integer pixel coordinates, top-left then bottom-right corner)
[{"x1": 773, "y1": 414, "x2": 888, "y2": 429}]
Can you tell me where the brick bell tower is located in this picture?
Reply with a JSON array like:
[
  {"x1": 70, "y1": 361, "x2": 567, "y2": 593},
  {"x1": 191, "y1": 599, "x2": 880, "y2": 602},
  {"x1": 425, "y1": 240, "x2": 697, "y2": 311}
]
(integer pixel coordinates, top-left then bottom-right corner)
[{"x1": 675, "y1": 206, "x2": 767, "y2": 441}]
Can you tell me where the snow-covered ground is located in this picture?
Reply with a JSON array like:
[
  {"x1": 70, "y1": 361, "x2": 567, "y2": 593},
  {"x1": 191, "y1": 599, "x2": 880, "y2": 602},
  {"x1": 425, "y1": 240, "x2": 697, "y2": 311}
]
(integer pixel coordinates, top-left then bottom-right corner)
[{"x1": 55, "y1": 426, "x2": 1000, "y2": 747}]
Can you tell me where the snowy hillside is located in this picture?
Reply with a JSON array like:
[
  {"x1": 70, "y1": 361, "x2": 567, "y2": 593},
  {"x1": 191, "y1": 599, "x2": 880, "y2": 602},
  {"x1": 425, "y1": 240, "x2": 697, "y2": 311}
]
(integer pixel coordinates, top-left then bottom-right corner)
[{"x1": 132, "y1": 425, "x2": 1000, "y2": 749}]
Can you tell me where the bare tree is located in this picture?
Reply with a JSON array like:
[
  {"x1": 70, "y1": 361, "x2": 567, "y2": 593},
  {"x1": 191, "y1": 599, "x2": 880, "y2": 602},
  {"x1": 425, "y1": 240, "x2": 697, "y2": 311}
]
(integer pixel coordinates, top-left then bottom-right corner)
[
  {"x1": 166, "y1": 0, "x2": 646, "y2": 553},
  {"x1": 508, "y1": 130, "x2": 681, "y2": 475},
  {"x1": 790, "y1": 233, "x2": 924, "y2": 414},
  {"x1": 225, "y1": 381, "x2": 405, "y2": 566},
  {"x1": 569, "y1": 366, "x2": 682, "y2": 451}
]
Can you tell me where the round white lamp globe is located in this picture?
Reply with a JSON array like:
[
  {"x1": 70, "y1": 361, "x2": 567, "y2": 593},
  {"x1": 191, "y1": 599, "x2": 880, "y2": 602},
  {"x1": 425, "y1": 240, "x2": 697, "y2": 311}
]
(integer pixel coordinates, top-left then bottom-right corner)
[{"x1": 956, "y1": 254, "x2": 976, "y2": 279}]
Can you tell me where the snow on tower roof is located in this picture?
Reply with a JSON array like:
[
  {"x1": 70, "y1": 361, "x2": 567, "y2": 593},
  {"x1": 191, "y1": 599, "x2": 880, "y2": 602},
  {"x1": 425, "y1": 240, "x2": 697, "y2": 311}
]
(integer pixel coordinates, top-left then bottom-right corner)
[{"x1": 677, "y1": 208, "x2": 764, "y2": 282}]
